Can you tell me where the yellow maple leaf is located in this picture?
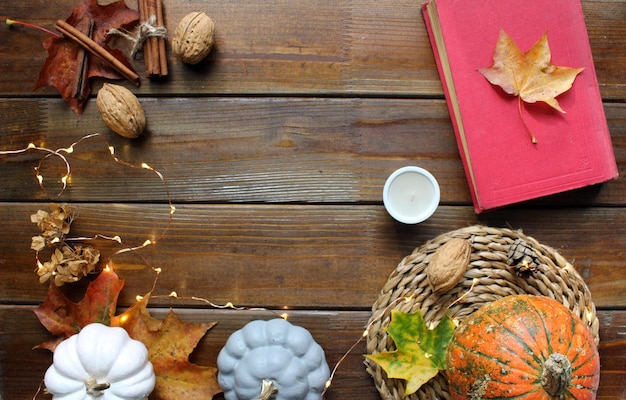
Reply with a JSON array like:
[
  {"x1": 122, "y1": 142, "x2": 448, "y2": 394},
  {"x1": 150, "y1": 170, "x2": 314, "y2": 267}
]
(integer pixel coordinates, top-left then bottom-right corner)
[
  {"x1": 111, "y1": 295, "x2": 221, "y2": 399},
  {"x1": 479, "y1": 29, "x2": 584, "y2": 143}
]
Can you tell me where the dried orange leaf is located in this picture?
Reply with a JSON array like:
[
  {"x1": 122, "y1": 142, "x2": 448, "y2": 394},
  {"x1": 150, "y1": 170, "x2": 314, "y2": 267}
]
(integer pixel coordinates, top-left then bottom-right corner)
[
  {"x1": 479, "y1": 29, "x2": 584, "y2": 112},
  {"x1": 112, "y1": 296, "x2": 221, "y2": 399},
  {"x1": 479, "y1": 30, "x2": 584, "y2": 142}
]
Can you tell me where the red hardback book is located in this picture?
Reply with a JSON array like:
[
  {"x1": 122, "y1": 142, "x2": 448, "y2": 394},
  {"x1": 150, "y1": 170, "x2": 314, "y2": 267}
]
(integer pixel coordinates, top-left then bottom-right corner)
[{"x1": 422, "y1": 0, "x2": 618, "y2": 213}]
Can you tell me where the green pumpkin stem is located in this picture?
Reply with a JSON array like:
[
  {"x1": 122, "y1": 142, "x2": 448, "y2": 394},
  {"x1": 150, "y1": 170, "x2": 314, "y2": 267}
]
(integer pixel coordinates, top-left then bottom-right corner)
[{"x1": 541, "y1": 353, "x2": 572, "y2": 396}]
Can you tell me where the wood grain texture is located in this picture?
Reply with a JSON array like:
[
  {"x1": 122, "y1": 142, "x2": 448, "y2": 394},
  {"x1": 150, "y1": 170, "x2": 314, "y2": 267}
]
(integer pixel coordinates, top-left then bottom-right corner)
[
  {"x1": 0, "y1": 306, "x2": 624, "y2": 399},
  {"x1": 1, "y1": 0, "x2": 625, "y2": 398},
  {"x1": 0, "y1": 0, "x2": 624, "y2": 99},
  {"x1": 1, "y1": 98, "x2": 624, "y2": 204},
  {"x1": 2, "y1": 203, "x2": 624, "y2": 309}
]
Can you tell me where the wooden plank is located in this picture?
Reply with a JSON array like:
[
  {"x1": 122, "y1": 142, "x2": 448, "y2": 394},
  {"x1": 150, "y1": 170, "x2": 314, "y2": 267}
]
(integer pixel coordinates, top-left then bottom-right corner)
[
  {"x1": 1, "y1": 98, "x2": 624, "y2": 204},
  {"x1": 1, "y1": 203, "x2": 624, "y2": 308},
  {"x1": 1, "y1": 2, "x2": 624, "y2": 400},
  {"x1": 0, "y1": 0, "x2": 624, "y2": 99},
  {"x1": 0, "y1": 306, "x2": 623, "y2": 399},
  {"x1": 582, "y1": 0, "x2": 626, "y2": 100}
]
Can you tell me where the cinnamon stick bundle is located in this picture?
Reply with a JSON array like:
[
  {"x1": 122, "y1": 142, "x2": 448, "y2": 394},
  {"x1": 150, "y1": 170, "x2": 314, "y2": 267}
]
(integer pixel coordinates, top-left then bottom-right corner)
[{"x1": 139, "y1": 0, "x2": 168, "y2": 77}]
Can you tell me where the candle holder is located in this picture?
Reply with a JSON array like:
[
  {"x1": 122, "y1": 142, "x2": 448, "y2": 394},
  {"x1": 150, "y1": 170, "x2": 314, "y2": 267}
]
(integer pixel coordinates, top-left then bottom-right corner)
[{"x1": 383, "y1": 166, "x2": 440, "y2": 224}]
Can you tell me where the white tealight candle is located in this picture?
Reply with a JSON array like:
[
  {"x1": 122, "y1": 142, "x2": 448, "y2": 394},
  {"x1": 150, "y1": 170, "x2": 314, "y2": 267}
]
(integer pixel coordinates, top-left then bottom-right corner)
[{"x1": 383, "y1": 166, "x2": 440, "y2": 224}]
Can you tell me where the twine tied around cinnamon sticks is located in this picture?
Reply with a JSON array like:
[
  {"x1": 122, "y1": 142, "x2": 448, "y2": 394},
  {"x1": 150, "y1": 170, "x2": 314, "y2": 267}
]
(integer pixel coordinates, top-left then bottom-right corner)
[
  {"x1": 108, "y1": 0, "x2": 168, "y2": 78},
  {"x1": 108, "y1": 16, "x2": 167, "y2": 59}
]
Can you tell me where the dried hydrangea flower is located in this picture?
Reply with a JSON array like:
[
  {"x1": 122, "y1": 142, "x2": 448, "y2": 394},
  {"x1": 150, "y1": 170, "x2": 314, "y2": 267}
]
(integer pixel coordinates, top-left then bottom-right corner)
[
  {"x1": 30, "y1": 204, "x2": 73, "y2": 248},
  {"x1": 31, "y1": 204, "x2": 101, "y2": 286},
  {"x1": 37, "y1": 245, "x2": 101, "y2": 286},
  {"x1": 31, "y1": 235, "x2": 46, "y2": 252},
  {"x1": 37, "y1": 259, "x2": 57, "y2": 284}
]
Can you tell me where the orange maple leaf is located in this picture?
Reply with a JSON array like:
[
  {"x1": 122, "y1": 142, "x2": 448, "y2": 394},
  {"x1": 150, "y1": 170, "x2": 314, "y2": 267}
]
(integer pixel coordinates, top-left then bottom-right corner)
[
  {"x1": 33, "y1": 267, "x2": 125, "y2": 351},
  {"x1": 111, "y1": 295, "x2": 221, "y2": 399},
  {"x1": 478, "y1": 29, "x2": 584, "y2": 143}
]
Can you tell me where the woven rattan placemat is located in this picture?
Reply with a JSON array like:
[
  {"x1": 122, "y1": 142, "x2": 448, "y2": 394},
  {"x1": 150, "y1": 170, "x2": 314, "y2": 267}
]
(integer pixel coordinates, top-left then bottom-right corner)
[{"x1": 365, "y1": 225, "x2": 598, "y2": 400}]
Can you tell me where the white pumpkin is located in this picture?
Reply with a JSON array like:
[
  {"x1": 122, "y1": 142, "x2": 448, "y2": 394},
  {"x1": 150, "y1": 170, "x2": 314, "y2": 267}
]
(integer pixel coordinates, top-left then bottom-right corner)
[
  {"x1": 44, "y1": 323, "x2": 155, "y2": 400},
  {"x1": 217, "y1": 318, "x2": 330, "y2": 400}
]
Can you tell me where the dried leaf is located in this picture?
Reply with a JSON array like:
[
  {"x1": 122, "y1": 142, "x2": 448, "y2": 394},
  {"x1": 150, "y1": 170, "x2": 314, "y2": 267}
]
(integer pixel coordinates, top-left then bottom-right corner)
[
  {"x1": 33, "y1": 269, "x2": 222, "y2": 399},
  {"x1": 111, "y1": 296, "x2": 221, "y2": 399},
  {"x1": 35, "y1": 0, "x2": 138, "y2": 114},
  {"x1": 479, "y1": 30, "x2": 584, "y2": 142},
  {"x1": 365, "y1": 309, "x2": 455, "y2": 396},
  {"x1": 33, "y1": 268, "x2": 124, "y2": 351}
]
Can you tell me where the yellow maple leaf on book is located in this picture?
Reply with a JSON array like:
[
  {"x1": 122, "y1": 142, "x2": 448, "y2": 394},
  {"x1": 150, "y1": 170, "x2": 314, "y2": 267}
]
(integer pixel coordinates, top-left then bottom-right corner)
[{"x1": 479, "y1": 29, "x2": 584, "y2": 143}]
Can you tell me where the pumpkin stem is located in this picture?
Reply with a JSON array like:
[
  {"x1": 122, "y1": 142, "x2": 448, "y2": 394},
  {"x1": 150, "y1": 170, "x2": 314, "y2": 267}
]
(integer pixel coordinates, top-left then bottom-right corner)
[
  {"x1": 541, "y1": 353, "x2": 572, "y2": 396},
  {"x1": 255, "y1": 379, "x2": 278, "y2": 400},
  {"x1": 85, "y1": 378, "x2": 110, "y2": 397}
]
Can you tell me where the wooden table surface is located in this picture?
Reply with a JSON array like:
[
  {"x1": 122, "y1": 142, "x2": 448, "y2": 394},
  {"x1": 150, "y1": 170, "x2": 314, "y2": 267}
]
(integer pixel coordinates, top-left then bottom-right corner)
[{"x1": 1, "y1": 0, "x2": 625, "y2": 398}]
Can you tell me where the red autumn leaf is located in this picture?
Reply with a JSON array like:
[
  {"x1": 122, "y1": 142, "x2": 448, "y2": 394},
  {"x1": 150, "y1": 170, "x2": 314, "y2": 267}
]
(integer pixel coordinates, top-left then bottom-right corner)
[
  {"x1": 33, "y1": 268, "x2": 124, "y2": 351},
  {"x1": 111, "y1": 296, "x2": 221, "y2": 399},
  {"x1": 35, "y1": 0, "x2": 139, "y2": 114}
]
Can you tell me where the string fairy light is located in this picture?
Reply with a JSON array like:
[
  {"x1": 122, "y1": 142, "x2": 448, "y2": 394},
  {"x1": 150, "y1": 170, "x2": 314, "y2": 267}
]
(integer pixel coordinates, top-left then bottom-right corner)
[
  {"x1": 448, "y1": 277, "x2": 480, "y2": 309},
  {"x1": 130, "y1": 268, "x2": 478, "y2": 399},
  {"x1": 321, "y1": 275, "x2": 485, "y2": 395},
  {"x1": 0, "y1": 133, "x2": 174, "y2": 228},
  {"x1": 319, "y1": 293, "x2": 414, "y2": 395},
  {"x1": 3, "y1": 132, "x2": 177, "y2": 282},
  {"x1": 6, "y1": 134, "x2": 175, "y2": 262},
  {"x1": 147, "y1": 289, "x2": 290, "y2": 323},
  {"x1": 166, "y1": 295, "x2": 272, "y2": 313},
  {"x1": 8, "y1": 134, "x2": 495, "y2": 396},
  {"x1": 32, "y1": 379, "x2": 45, "y2": 400}
]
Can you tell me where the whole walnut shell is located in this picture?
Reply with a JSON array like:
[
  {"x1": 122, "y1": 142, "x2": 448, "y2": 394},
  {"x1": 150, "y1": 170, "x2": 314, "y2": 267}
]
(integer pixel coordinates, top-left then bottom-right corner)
[
  {"x1": 426, "y1": 238, "x2": 471, "y2": 294},
  {"x1": 96, "y1": 83, "x2": 145, "y2": 138},
  {"x1": 172, "y1": 11, "x2": 215, "y2": 65}
]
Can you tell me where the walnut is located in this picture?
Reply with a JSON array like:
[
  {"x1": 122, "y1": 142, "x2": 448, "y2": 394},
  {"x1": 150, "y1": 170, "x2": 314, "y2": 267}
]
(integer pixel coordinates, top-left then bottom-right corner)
[
  {"x1": 171, "y1": 11, "x2": 215, "y2": 65},
  {"x1": 96, "y1": 83, "x2": 146, "y2": 138},
  {"x1": 427, "y1": 238, "x2": 471, "y2": 294}
]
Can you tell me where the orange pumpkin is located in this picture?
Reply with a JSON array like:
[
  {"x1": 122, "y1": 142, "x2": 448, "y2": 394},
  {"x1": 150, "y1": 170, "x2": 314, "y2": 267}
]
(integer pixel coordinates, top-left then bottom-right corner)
[{"x1": 446, "y1": 295, "x2": 600, "y2": 399}]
